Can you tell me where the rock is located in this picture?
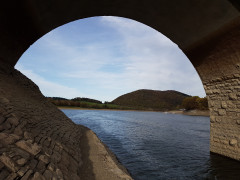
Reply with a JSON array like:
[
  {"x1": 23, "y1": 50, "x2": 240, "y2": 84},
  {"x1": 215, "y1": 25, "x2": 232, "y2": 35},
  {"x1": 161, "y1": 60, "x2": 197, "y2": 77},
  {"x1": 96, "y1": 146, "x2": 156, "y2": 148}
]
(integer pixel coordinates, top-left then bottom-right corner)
[
  {"x1": 11, "y1": 147, "x2": 30, "y2": 160},
  {"x1": 0, "y1": 153, "x2": 19, "y2": 172},
  {"x1": 24, "y1": 131, "x2": 32, "y2": 140},
  {"x1": 21, "y1": 170, "x2": 33, "y2": 180},
  {"x1": 32, "y1": 172, "x2": 46, "y2": 180},
  {"x1": 218, "y1": 109, "x2": 226, "y2": 116},
  {"x1": 47, "y1": 163, "x2": 55, "y2": 172},
  {"x1": 210, "y1": 116, "x2": 215, "y2": 123},
  {"x1": 39, "y1": 155, "x2": 49, "y2": 164},
  {"x1": 221, "y1": 101, "x2": 227, "y2": 109},
  {"x1": 0, "y1": 133, "x2": 20, "y2": 145},
  {"x1": 7, "y1": 115, "x2": 19, "y2": 126},
  {"x1": 229, "y1": 139, "x2": 237, "y2": 146},
  {"x1": 16, "y1": 140, "x2": 41, "y2": 156},
  {"x1": 229, "y1": 93, "x2": 238, "y2": 100},
  {"x1": 17, "y1": 166, "x2": 29, "y2": 176},
  {"x1": 16, "y1": 158, "x2": 27, "y2": 166}
]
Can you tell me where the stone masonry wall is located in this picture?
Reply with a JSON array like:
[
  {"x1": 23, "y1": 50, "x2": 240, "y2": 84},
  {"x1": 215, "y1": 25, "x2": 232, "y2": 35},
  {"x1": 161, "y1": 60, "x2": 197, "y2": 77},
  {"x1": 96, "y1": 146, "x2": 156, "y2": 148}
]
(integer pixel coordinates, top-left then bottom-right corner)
[
  {"x1": 204, "y1": 73, "x2": 240, "y2": 160},
  {"x1": 186, "y1": 21, "x2": 240, "y2": 161},
  {"x1": 0, "y1": 70, "x2": 83, "y2": 179},
  {"x1": 0, "y1": 69, "x2": 133, "y2": 180}
]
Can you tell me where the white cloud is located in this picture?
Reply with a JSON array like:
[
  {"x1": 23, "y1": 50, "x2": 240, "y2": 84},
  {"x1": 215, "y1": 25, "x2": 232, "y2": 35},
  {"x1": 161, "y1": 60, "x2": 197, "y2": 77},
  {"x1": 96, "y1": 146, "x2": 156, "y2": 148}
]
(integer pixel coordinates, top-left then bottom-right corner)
[
  {"x1": 17, "y1": 16, "x2": 206, "y2": 101},
  {"x1": 100, "y1": 16, "x2": 206, "y2": 97}
]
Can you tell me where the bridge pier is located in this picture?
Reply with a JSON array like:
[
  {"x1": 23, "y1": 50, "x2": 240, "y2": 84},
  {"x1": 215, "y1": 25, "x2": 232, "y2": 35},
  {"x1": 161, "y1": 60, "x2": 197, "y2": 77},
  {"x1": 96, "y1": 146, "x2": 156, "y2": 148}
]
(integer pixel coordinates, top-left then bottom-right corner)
[{"x1": 186, "y1": 20, "x2": 240, "y2": 160}]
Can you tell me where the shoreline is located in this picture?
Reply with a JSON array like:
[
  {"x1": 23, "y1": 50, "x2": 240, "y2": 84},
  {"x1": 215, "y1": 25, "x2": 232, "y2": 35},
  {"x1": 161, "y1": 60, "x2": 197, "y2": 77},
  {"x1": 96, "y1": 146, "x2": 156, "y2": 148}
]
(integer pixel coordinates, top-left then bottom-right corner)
[
  {"x1": 58, "y1": 106, "x2": 157, "y2": 112},
  {"x1": 166, "y1": 110, "x2": 210, "y2": 117},
  {"x1": 79, "y1": 125, "x2": 133, "y2": 180},
  {"x1": 59, "y1": 106, "x2": 210, "y2": 117}
]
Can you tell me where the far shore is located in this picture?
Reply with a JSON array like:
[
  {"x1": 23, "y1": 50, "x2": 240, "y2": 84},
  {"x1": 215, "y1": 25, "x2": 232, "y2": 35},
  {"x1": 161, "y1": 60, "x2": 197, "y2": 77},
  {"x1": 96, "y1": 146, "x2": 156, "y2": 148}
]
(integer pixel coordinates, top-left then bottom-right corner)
[
  {"x1": 58, "y1": 106, "x2": 156, "y2": 112},
  {"x1": 166, "y1": 110, "x2": 210, "y2": 117},
  {"x1": 58, "y1": 106, "x2": 210, "y2": 117}
]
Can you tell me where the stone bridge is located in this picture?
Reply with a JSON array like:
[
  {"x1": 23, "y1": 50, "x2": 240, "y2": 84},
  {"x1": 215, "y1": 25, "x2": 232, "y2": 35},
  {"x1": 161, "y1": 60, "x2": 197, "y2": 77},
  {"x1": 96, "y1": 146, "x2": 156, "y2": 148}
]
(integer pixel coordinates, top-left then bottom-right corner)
[{"x1": 0, "y1": 0, "x2": 240, "y2": 179}]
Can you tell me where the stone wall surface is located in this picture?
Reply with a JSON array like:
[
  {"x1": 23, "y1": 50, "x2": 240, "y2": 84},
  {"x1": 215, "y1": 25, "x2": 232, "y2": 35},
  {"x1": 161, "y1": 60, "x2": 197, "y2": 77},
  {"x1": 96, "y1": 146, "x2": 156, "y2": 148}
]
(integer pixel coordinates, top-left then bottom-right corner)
[
  {"x1": 0, "y1": 70, "x2": 132, "y2": 180},
  {"x1": 186, "y1": 21, "x2": 240, "y2": 160},
  {"x1": 205, "y1": 74, "x2": 240, "y2": 160}
]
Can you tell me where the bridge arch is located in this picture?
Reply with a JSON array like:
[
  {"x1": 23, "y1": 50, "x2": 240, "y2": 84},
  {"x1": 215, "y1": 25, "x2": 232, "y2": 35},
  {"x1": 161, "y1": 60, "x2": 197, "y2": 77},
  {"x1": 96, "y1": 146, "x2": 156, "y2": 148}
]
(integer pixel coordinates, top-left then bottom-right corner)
[{"x1": 0, "y1": 0, "x2": 240, "y2": 179}]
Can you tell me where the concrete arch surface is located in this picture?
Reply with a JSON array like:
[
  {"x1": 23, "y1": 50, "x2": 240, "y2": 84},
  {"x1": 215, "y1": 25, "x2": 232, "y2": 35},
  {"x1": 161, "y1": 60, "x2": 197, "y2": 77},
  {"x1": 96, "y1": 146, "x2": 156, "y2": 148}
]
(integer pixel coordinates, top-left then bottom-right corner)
[{"x1": 0, "y1": 0, "x2": 240, "y2": 179}]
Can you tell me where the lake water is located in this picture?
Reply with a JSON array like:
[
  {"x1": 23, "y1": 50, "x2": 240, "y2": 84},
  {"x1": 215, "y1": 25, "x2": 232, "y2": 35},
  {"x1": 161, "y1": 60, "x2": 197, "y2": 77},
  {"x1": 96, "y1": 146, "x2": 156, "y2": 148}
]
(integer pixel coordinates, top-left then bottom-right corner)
[{"x1": 62, "y1": 109, "x2": 240, "y2": 180}]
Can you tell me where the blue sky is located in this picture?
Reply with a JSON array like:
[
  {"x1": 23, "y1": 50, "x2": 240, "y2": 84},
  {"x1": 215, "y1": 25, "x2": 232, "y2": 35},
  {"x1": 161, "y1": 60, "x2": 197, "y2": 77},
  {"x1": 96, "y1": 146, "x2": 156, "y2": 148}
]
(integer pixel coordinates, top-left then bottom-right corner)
[{"x1": 15, "y1": 16, "x2": 205, "y2": 102}]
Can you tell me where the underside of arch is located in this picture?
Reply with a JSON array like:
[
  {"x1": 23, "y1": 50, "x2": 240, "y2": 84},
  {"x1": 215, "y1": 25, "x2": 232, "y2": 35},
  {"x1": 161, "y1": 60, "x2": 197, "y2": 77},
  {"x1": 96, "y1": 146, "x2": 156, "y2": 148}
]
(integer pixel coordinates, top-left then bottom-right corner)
[{"x1": 0, "y1": 0, "x2": 240, "y2": 179}]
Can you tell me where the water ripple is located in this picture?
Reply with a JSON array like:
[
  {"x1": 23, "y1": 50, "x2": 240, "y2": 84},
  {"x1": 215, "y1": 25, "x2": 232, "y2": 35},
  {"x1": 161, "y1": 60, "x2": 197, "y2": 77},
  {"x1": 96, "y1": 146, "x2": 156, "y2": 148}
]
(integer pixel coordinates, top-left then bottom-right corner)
[{"x1": 62, "y1": 109, "x2": 240, "y2": 180}]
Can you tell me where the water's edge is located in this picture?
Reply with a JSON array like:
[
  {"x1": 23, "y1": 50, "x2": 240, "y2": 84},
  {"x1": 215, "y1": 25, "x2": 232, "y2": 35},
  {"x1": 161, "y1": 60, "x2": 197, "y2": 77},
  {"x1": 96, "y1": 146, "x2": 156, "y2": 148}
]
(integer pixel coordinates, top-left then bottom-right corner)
[{"x1": 78, "y1": 124, "x2": 133, "y2": 180}]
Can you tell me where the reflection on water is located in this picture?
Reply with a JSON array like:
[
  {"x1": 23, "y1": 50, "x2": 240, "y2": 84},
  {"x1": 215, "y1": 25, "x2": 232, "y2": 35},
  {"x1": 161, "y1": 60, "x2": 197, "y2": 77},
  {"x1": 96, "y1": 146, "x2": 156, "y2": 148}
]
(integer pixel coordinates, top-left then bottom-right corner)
[{"x1": 62, "y1": 109, "x2": 240, "y2": 180}]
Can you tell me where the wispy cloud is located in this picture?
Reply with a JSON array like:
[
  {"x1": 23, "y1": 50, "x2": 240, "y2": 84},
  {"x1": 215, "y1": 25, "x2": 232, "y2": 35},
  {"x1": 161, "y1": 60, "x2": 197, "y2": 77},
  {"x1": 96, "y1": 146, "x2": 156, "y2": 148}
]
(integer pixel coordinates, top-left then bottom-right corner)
[
  {"x1": 16, "y1": 16, "x2": 205, "y2": 101},
  {"x1": 99, "y1": 16, "x2": 205, "y2": 96}
]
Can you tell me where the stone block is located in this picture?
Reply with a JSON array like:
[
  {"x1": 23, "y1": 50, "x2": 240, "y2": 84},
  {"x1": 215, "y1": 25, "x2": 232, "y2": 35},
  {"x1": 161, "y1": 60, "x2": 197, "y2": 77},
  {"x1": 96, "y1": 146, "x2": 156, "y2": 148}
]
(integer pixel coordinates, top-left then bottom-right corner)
[
  {"x1": 21, "y1": 170, "x2": 33, "y2": 180},
  {"x1": 16, "y1": 140, "x2": 41, "y2": 156},
  {"x1": 32, "y1": 172, "x2": 46, "y2": 180},
  {"x1": 218, "y1": 109, "x2": 226, "y2": 116},
  {"x1": 11, "y1": 147, "x2": 30, "y2": 160},
  {"x1": 17, "y1": 166, "x2": 29, "y2": 176},
  {"x1": 47, "y1": 163, "x2": 55, "y2": 172},
  {"x1": 0, "y1": 153, "x2": 19, "y2": 172},
  {"x1": 221, "y1": 101, "x2": 228, "y2": 109},
  {"x1": 16, "y1": 158, "x2": 27, "y2": 166},
  {"x1": 0, "y1": 133, "x2": 20, "y2": 145},
  {"x1": 215, "y1": 117, "x2": 222, "y2": 123},
  {"x1": 229, "y1": 139, "x2": 237, "y2": 146},
  {"x1": 24, "y1": 131, "x2": 33, "y2": 140},
  {"x1": 7, "y1": 115, "x2": 19, "y2": 126},
  {"x1": 229, "y1": 93, "x2": 238, "y2": 100},
  {"x1": 210, "y1": 116, "x2": 215, "y2": 123},
  {"x1": 236, "y1": 120, "x2": 240, "y2": 125},
  {"x1": 39, "y1": 155, "x2": 49, "y2": 164}
]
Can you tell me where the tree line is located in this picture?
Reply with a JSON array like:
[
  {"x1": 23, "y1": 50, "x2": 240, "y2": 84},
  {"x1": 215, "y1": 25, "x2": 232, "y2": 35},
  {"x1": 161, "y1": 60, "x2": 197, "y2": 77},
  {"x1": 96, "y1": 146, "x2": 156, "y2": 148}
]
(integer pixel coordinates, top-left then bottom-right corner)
[
  {"x1": 46, "y1": 97, "x2": 133, "y2": 110},
  {"x1": 47, "y1": 96, "x2": 208, "y2": 111},
  {"x1": 181, "y1": 96, "x2": 208, "y2": 110}
]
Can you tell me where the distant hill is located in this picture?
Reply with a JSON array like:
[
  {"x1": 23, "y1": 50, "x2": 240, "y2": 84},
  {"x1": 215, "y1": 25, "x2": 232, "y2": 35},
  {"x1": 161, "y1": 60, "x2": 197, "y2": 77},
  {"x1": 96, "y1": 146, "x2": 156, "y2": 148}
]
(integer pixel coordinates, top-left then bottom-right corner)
[{"x1": 111, "y1": 89, "x2": 190, "y2": 111}]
